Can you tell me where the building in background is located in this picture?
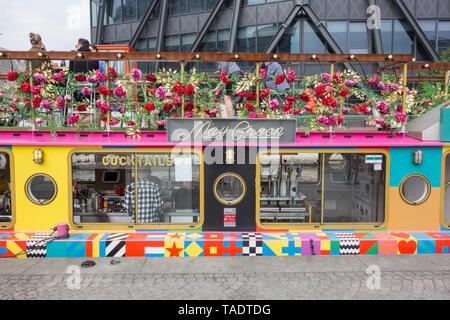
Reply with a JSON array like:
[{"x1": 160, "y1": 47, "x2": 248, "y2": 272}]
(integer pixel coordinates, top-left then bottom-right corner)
[{"x1": 90, "y1": 0, "x2": 450, "y2": 73}]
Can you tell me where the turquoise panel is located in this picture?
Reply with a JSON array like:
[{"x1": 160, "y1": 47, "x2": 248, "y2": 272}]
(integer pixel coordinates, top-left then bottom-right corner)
[
  {"x1": 440, "y1": 109, "x2": 450, "y2": 141},
  {"x1": 390, "y1": 147, "x2": 442, "y2": 187}
]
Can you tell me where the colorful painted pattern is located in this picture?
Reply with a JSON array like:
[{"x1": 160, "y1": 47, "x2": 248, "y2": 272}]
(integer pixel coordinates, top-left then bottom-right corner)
[{"x1": 1, "y1": 231, "x2": 450, "y2": 258}]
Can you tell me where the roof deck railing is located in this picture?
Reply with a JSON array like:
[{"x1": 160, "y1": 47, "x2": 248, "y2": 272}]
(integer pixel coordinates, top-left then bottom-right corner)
[{"x1": 0, "y1": 51, "x2": 448, "y2": 134}]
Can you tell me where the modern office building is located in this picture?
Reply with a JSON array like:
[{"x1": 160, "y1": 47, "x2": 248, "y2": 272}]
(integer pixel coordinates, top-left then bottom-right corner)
[{"x1": 89, "y1": 0, "x2": 450, "y2": 72}]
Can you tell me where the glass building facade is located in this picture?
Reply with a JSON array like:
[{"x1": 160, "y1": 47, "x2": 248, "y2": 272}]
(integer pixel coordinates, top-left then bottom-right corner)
[{"x1": 90, "y1": 0, "x2": 450, "y2": 72}]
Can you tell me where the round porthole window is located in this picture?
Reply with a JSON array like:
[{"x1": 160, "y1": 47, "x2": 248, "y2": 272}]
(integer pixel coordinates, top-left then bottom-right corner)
[
  {"x1": 328, "y1": 153, "x2": 346, "y2": 171},
  {"x1": 213, "y1": 173, "x2": 246, "y2": 206},
  {"x1": 399, "y1": 174, "x2": 431, "y2": 205},
  {"x1": 25, "y1": 174, "x2": 57, "y2": 205}
]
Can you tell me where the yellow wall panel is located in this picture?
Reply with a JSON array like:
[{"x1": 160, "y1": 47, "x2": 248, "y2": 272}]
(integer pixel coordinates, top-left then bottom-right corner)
[{"x1": 388, "y1": 186, "x2": 441, "y2": 231}]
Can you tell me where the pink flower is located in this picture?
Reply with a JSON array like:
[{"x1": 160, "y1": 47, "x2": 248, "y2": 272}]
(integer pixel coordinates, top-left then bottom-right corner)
[
  {"x1": 110, "y1": 119, "x2": 120, "y2": 126},
  {"x1": 156, "y1": 120, "x2": 166, "y2": 126},
  {"x1": 31, "y1": 85, "x2": 41, "y2": 95},
  {"x1": 387, "y1": 84, "x2": 399, "y2": 92},
  {"x1": 236, "y1": 91, "x2": 247, "y2": 98},
  {"x1": 287, "y1": 70, "x2": 296, "y2": 83},
  {"x1": 64, "y1": 95, "x2": 72, "y2": 102},
  {"x1": 35, "y1": 118, "x2": 43, "y2": 124},
  {"x1": 131, "y1": 68, "x2": 142, "y2": 81},
  {"x1": 185, "y1": 112, "x2": 193, "y2": 118},
  {"x1": 346, "y1": 80, "x2": 357, "y2": 87},
  {"x1": 368, "y1": 74, "x2": 379, "y2": 85},
  {"x1": 117, "y1": 106, "x2": 124, "y2": 113},
  {"x1": 165, "y1": 92, "x2": 173, "y2": 98},
  {"x1": 173, "y1": 96, "x2": 182, "y2": 105},
  {"x1": 95, "y1": 70, "x2": 107, "y2": 82},
  {"x1": 259, "y1": 68, "x2": 267, "y2": 81},
  {"x1": 39, "y1": 100, "x2": 52, "y2": 110},
  {"x1": 56, "y1": 96, "x2": 65, "y2": 110},
  {"x1": 248, "y1": 111, "x2": 259, "y2": 118},
  {"x1": 66, "y1": 114, "x2": 79, "y2": 124},
  {"x1": 376, "y1": 118, "x2": 386, "y2": 126},
  {"x1": 81, "y1": 87, "x2": 93, "y2": 95},
  {"x1": 322, "y1": 73, "x2": 331, "y2": 82},
  {"x1": 378, "y1": 82, "x2": 386, "y2": 90},
  {"x1": 156, "y1": 87, "x2": 166, "y2": 99},
  {"x1": 96, "y1": 100, "x2": 109, "y2": 112},
  {"x1": 395, "y1": 111, "x2": 407, "y2": 123},
  {"x1": 87, "y1": 76, "x2": 98, "y2": 83},
  {"x1": 114, "y1": 85, "x2": 126, "y2": 97},
  {"x1": 53, "y1": 72, "x2": 65, "y2": 82},
  {"x1": 34, "y1": 73, "x2": 46, "y2": 82},
  {"x1": 269, "y1": 99, "x2": 279, "y2": 110}
]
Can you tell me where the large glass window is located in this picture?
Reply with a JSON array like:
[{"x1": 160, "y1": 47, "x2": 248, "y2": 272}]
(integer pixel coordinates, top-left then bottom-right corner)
[
  {"x1": 258, "y1": 150, "x2": 386, "y2": 227},
  {"x1": 169, "y1": 0, "x2": 188, "y2": 15},
  {"x1": 138, "y1": 0, "x2": 153, "y2": 18},
  {"x1": 189, "y1": 0, "x2": 205, "y2": 12},
  {"x1": 438, "y1": 21, "x2": 450, "y2": 54},
  {"x1": 217, "y1": 29, "x2": 230, "y2": 51},
  {"x1": 0, "y1": 152, "x2": 12, "y2": 226},
  {"x1": 105, "y1": 0, "x2": 123, "y2": 25},
  {"x1": 71, "y1": 151, "x2": 201, "y2": 226},
  {"x1": 91, "y1": 0, "x2": 100, "y2": 28},
  {"x1": 393, "y1": 20, "x2": 414, "y2": 54},
  {"x1": 165, "y1": 35, "x2": 180, "y2": 52},
  {"x1": 123, "y1": 0, "x2": 137, "y2": 22},
  {"x1": 304, "y1": 21, "x2": 324, "y2": 54},
  {"x1": 418, "y1": 20, "x2": 437, "y2": 49},
  {"x1": 278, "y1": 21, "x2": 300, "y2": 54},
  {"x1": 327, "y1": 21, "x2": 348, "y2": 52},
  {"x1": 237, "y1": 26, "x2": 257, "y2": 52},
  {"x1": 181, "y1": 33, "x2": 196, "y2": 52},
  {"x1": 257, "y1": 24, "x2": 277, "y2": 53},
  {"x1": 381, "y1": 19, "x2": 393, "y2": 54},
  {"x1": 349, "y1": 22, "x2": 368, "y2": 54}
]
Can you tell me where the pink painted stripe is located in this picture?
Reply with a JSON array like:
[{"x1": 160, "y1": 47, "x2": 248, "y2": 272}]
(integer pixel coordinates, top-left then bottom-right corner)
[{"x1": 0, "y1": 130, "x2": 443, "y2": 147}]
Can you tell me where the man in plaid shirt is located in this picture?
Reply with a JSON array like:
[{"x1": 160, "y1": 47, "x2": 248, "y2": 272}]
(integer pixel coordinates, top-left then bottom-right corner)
[{"x1": 124, "y1": 170, "x2": 164, "y2": 223}]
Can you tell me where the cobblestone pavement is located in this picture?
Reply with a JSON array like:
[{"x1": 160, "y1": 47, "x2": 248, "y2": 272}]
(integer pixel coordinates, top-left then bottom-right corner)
[{"x1": 0, "y1": 255, "x2": 449, "y2": 300}]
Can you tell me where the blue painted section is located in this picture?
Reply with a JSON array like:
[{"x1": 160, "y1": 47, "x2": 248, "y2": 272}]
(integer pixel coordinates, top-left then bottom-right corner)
[
  {"x1": 389, "y1": 146, "x2": 443, "y2": 187},
  {"x1": 441, "y1": 225, "x2": 449, "y2": 231},
  {"x1": 440, "y1": 108, "x2": 450, "y2": 141},
  {"x1": 46, "y1": 241, "x2": 86, "y2": 257},
  {"x1": 0, "y1": 146, "x2": 12, "y2": 150},
  {"x1": 0, "y1": 247, "x2": 6, "y2": 254}
]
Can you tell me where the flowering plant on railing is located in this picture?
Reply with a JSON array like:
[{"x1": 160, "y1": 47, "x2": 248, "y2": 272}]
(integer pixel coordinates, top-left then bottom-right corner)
[
  {"x1": 298, "y1": 70, "x2": 366, "y2": 130},
  {"x1": 360, "y1": 72, "x2": 417, "y2": 130}
]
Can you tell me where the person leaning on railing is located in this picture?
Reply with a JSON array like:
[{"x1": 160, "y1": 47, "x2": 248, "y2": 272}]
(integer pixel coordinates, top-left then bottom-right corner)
[
  {"x1": 263, "y1": 61, "x2": 290, "y2": 99},
  {"x1": 28, "y1": 32, "x2": 46, "y2": 73},
  {"x1": 209, "y1": 48, "x2": 243, "y2": 118},
  {"x1": 69, "y1": 39, "x2": 99, "y2": 73}
]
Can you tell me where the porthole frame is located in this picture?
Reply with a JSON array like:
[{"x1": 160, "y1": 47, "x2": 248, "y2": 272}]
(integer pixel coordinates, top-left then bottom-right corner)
[
  {"x1": 399, "y1": 173, "x2": 431, "y2": 206},
  {"x1": 213, "y1": 172, "x2": 247, "y2": 206},
  {"x1": 25, "y1": 173, "x2": 58, "y2": 205}
]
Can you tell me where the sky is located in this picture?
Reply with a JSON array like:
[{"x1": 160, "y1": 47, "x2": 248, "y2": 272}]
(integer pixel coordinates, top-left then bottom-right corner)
[{"x1": 0, "y1": 0, "x2": 91, "y2": 51}]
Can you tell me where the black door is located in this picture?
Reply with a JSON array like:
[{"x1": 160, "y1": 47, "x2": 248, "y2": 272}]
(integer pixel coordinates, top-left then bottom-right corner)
[{"x1": 202, "y1": 146, "x2": 256, "y2": 231}]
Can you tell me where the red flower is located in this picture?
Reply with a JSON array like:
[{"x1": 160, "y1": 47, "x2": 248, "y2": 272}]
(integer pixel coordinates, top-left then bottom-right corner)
[
  {"x1": 282, "y1": 104, "x2": 292, "y2": 113},
  {"x1": 299, "y1": 93, "x2": 309, "y2": 102},
  {"x1": 128, "y1": 121, "x2": 136, "y2": 126},
  {"x1": 337, "y1": 115, "x2": 343, "y2": 125},
  {"x1": 220, "y1": 72, "x2": 230, "y2": 84},
  {"x1": 246, "y1": 92, "x2": 257, "y2": 101},
  {"x1": 32, "y1": 96, "x2": 42, "y2": 108},
  {"x1": 220, "y1": 72, "x2": 226, "y2": 80},
  {"x1": 322, "y1": 97, "x2": 338, "y2": 108},
  {"x1": 293, "y1": 108, "x2": 302, "y2": 115},
  {"x1": 260, "y1": 88, "x2": 270, "y2": 98},
  {"x1": 108, "y1": 68, "x2": 117, "y2": 80},
  {"x1": 275, "y1": 74, "x2": 285, "y2": 85},
  {"x1": 20, "y1": 82, "x2": 31, "y2": 94},
  {"x1": 184, "y1": 84, "x2": 194, "y2": 96},
  {"x1": 173, "y1": 83, "x2": 185, "y2": 95},
  {"x1": 7, "y1": 72, "x2": 19, "y2": 82},
  {"x1": 144, "y1": 103, "x2": 155, "y2": 111},
  {"x1": 245, "y1": 103, "x2": 254, "y2": 111},
  {"x1": 163, "y1": 103, "x2": 172, "y2": 113},
  {"x1": 98, "y1": 85, "x2": 111, "y2": 96},
  {"x1": 314, "y1": 84, "x2": 326, "y2": 97},
  {"x1": 145, "y1": 73, "x2": 157, "y2": 83},
  {"x1": 339, "y1": 87, "x2": 349, "y2": 97},
  {"x1": 184, "y1": 102, "x2": 194, "y2": 111},
  {"x1": 76, "y1": 105, "x2": 87, "y2": 111},
  {"x1": 74, "y1": 74, "x2": 86, "y2": 82},
  {"x1": 286, "y1": 95, "x2": 298, "y2": 103}
]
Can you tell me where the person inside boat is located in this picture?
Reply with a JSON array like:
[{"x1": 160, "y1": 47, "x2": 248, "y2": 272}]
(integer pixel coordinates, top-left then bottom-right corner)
[{"x1": 123, "y1": 169, "x2": 163, "y2": 223}]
